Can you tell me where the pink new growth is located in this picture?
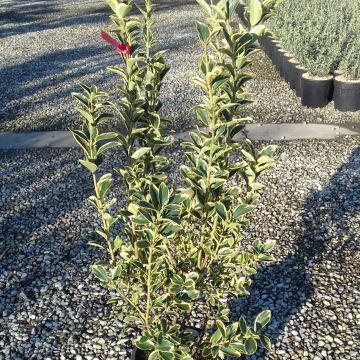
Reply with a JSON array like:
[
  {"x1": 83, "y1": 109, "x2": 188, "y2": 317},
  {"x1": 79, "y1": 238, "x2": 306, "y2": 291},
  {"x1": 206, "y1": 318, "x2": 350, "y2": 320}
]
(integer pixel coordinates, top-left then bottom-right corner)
[{"x1": 101, "y1": 31, "x2": 131, "y2": 56}]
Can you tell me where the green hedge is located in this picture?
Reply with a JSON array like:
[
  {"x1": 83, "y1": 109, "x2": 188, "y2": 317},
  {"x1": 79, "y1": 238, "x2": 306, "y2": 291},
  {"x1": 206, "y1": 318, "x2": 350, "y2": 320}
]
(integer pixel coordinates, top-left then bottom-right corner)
[{"x1": 266, "y1": 0, "x2": 360, "y2": 79}]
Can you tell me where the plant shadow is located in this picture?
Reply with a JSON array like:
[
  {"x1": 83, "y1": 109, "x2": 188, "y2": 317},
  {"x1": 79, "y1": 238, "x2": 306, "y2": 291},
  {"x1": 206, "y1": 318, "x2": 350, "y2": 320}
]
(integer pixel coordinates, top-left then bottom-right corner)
[{"x1": 232, "y1": 145, "x2": 360, "y2": 358}]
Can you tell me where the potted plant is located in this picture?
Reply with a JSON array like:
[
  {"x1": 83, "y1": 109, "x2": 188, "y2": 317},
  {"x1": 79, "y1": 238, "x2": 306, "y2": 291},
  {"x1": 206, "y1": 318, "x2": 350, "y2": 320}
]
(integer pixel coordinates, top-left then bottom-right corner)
[
  {"x1": 71, "y1": 0, "x2": 278, "y2": 359},
  {"x1": 301, "y1": 73, "x2": 334, "y2": 108},
  {"x1": 333, "y1": 34, "x2": 360, "y2": 112}
]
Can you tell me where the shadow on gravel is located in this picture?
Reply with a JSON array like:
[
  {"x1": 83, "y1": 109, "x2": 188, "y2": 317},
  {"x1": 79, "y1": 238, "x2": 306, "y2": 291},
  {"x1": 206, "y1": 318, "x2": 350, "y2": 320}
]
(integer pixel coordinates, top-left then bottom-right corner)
[
  {"x1": 0, "y1": 21, "x2": 197, "y2": 131},
  {"x1": 0, "y1": 7, "x2": 106, "y2": 39},
  {"x1": 0, "y1": 149, "x2": 105, "y2": 358},
  {"x1": 234, "y1": 146, "x2": 360, "y2": 358},
  {"x1": 0, "y1": 0, "x2": 194, "y2": 39},
  {"x1": 0, "y1": 45, "x2": 115, "y2": 129},
  {"x1": 0, "y1": 148, "x2": 129, "y2": 357}
]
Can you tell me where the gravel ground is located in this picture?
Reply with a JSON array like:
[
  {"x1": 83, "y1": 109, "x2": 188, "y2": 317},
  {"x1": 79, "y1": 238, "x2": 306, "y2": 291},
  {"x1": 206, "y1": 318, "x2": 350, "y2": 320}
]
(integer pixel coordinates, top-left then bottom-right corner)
[
  {"x1": 1, "y1": 137, "x2": 359, "y2": 359},
  {"x1": 0, "y1": 1, "x2": 359, "y2": 133}
]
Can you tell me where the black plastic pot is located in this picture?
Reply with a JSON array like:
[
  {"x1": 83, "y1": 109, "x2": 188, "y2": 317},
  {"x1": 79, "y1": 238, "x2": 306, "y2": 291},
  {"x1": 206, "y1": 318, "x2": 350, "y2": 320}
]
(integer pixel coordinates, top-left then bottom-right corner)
[
  {"x1": 259, "y1": 35, "x2": 270, "y2": 53},
  {"x1": 334, "y1": 76, "x2": 360, "y2": 112},
  {"x1": 281, "y1": 52, "x2": 294, "y2": 84},
  {"x1": 301, "y1": 73, "x2": 334, "y2": 108},
  {"x1": 288, "y1": 59, "x2": 300, "y2": 91},
  {"x1": 274, "y1": 45, "x2": 285, "y2": 76},
  {"x1": 131, "y1": 348, "x2": 148, "y2": 360},
  {"x1": 267, "y1": 38, "x2": 279, "y2": 64},
  {"x1": 292, "y1": 65, "x2": 307, "y2": 97}
]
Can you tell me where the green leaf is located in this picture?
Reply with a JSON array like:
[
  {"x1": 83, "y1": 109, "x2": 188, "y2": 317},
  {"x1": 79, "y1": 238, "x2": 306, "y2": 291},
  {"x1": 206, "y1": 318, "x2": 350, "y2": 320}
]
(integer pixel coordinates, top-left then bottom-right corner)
[
  {"x1": 131, "y1": 147, "x2": 151, "y2": 160},
  {"x1": 233, "y1": 204, "x2": 254, "y2": 219},
  {"x1": 136, "y1": 336, "x2": 155, "y2": 351},
  {"x1": 137, "y1": 240, "x2": 150, "y2": 249},
  {"x1": 218, "y1": 247, "x2": 232, "y2": 256},
  {"x1": 79, "y1": 159, "x2": 97, "y2": 173},
  {"x1": 248, "y1": 0, "x2": 263, "y2": 26},
  {"x1": 220, "y1": 345, "x2": 241, "y2": 357},
  {"x1": 254, "y1": 310, "x2": 271, "y2": 332},
  {"x1": 97, "y1": 141, "x2": 119, "y2": 156},
  {"x1": 263, "y1": 240, "x2": 276, "y2": 252},
  {"x1": 195, "y1": 107, "x2": 209, "y2": 125},
  {"x1": 176, "y1": 302, "x2": 191, "y2": 311},
  {"x1": 250, "y1": 24, "x2": 265, "y2": 36},
  {"x1": 112, "y1": 265, "x2": 122, "y2": 280},
  {"x1": 114, "y1": 236, "x2": 122, "y2": 252},
  {"x1": 159, "y1": 351, "x2": 175, "y2": 360},
  {"x1": 244, "y1": 337, "x2": 257, "y2": 354},
  {"x1": 115, "y1": 2, "x2": 131, "y2": 18},
  {"x1": 215, "y1": 202, "x2": 227, "y2": 221},
  {"x1": 159, "y1": 183, "x2": 170, "y2": 207},
  {"x1": 196, "y1": 21, "x2": 211, "y2": 43},
  {"x1": 216, "y1": 320, "x2": 226, "y2": 339},
  {"x1": 239, "y1": 317, "x2": 248, "y2": 335},
  {"x1": 196, "y1": 0, "x2": 211, "y2": 14},
  {"x1": 258, "y1": 254, "x2": 275, "y2": 262},
  {"x1": 95, "y1": 132, "x2": 117, "y2": 143},
  {"x1": 148, "y1": 351, "x2": 159, "y2": 360},
  {"x1": 260, "y1": 335, "x2": 272, "y2": 350},
  {"x1": 131, "y1": 214, "x2": 151, "y2": 225},
  {"x1": 77, "y1": 108, "x2": 93, "y2": 123},
  {"x1": 210, "y1": 329, "x2": 222, "y2": 344},
  {"x1": 92, "y1": 265, "x2": 108, "y2": 283}
]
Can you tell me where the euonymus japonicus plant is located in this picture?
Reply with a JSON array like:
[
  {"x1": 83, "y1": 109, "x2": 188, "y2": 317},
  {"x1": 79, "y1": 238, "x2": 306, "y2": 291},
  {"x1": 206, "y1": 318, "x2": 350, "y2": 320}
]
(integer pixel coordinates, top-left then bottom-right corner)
[{"x1": 71, "y1": 0, "x2": 278, "y2": 359}]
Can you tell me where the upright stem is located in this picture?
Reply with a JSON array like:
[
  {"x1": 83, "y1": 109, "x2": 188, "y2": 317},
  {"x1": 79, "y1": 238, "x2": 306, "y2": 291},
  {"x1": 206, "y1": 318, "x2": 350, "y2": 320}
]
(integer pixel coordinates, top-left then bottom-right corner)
[
  {"x1": 145, "y1": 245, "x2": 154, "y2": 323},
  {"x1": 92, "y1": 173, "x2": 115, "y2": 263}
]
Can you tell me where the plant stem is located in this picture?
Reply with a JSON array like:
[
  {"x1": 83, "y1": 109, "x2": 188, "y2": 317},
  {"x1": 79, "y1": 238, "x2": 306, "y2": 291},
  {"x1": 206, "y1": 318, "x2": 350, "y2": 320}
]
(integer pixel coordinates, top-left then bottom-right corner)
[
  {"x1": 92, "y1": 173, "x2": 115, "y2": 263},
  {"x1": 145, "y1": 245, "x2": 154, "y2": 323}
]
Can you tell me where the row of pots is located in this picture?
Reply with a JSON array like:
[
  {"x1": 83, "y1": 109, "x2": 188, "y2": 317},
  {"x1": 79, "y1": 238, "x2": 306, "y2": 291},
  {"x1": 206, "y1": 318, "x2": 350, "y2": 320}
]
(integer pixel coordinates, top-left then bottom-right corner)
[
  {"x1": 258, "y1": 35, "x2": 360, "y2": 112},
  {"x1": 236, "y1": 4, "x2": 359, "y2": 112}
]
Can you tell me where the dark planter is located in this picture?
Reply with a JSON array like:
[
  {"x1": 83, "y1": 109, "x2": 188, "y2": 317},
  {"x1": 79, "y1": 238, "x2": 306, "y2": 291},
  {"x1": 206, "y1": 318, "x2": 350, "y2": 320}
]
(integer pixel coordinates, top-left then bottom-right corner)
[
  {"x1": 281, "y1": 52, "x2": 294, "y2": 84},
  {"x1": 334, "y1": 76, "x2": 360, "y2": 112},
  {"x1": 301, "y1": 73, "x2": 334, "y2": 108},
  {"x1": 288, "y1": 58, "x2": 300, "y2": 91},
  {"x1": 276, "y1": 48, "x2": 287, "y2": 77},
  {"x1": 267, "y1": 38, "x2": 279, "y2": 64},
  {"x1": 292, "y1": 65, "x2": 307, "y2": 97},
  {"x1": 259, "y1": 35, "x2": 270, "y2": 53},
  {"x1": 131, "y1": 348, "x2": 148, "y2": 360}
]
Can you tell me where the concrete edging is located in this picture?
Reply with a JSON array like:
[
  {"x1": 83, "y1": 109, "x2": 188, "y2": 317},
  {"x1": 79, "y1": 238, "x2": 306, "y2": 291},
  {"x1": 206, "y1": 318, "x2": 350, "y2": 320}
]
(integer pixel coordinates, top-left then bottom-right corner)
[{"x1": 0, "y1": 123, "x2": 359, "y2": 149}]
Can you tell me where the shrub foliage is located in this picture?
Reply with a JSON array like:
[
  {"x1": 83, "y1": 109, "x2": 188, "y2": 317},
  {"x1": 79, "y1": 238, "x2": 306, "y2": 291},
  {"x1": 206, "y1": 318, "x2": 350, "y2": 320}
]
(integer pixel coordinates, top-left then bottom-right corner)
[{"x1": 71, "y1": 0, "x2": 278, "y2": 359}]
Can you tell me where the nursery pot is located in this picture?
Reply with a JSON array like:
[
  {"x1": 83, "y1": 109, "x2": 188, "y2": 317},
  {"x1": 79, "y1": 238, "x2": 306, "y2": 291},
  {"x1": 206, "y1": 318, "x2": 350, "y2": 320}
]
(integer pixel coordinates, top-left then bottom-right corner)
[
  {"x1": 131, "y1": 348, "x2": 148, "y2": 360},
  {"x1": 288, "y1": 58, "x2": 300, "y2": 91},
  {"x1": 293, "y1": 65, "x2": 307, "y2": 97},
  {"x1": 267, "y1": 38, "x2": 279, "y2": 64},
  {"x1": 259, "y1": 35, "x2": 270, "y2": 54},
  {"x1": 275, "y1": 48, "x2": 286, "y2": 77},
  {"x1": 301, "y1": 73, "x2": 334, "y2": 108},
  {"x1": 281, "y1": 52, "x2": 294, "y2": 84},
  {"x1": 334, "y1": 76, "x2": 360, "y2": 112}
]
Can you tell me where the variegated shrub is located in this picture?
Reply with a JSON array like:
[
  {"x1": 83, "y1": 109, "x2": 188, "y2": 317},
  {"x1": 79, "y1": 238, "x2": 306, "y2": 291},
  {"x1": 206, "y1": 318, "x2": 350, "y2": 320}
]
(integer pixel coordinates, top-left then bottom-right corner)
[{"x1": 71, "y1": 0, "x2": 278, "y2": 359}]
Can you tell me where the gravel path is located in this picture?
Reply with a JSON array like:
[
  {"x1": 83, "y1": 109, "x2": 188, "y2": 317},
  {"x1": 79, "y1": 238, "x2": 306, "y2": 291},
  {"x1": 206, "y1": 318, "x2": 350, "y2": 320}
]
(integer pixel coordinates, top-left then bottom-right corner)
[
  {"x1": 1, "y1": 1, "x2": 359, "y2": 133},
  {"x1": 1, "y1": 137, "x2": 359, "y2": 359}
]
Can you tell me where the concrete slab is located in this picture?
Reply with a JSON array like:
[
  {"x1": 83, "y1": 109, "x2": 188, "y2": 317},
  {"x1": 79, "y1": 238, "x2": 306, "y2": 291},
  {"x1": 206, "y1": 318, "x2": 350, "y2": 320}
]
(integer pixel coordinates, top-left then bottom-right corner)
[{"x1": 0, "y1": 123, "x2": 359, "y2": 149}]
